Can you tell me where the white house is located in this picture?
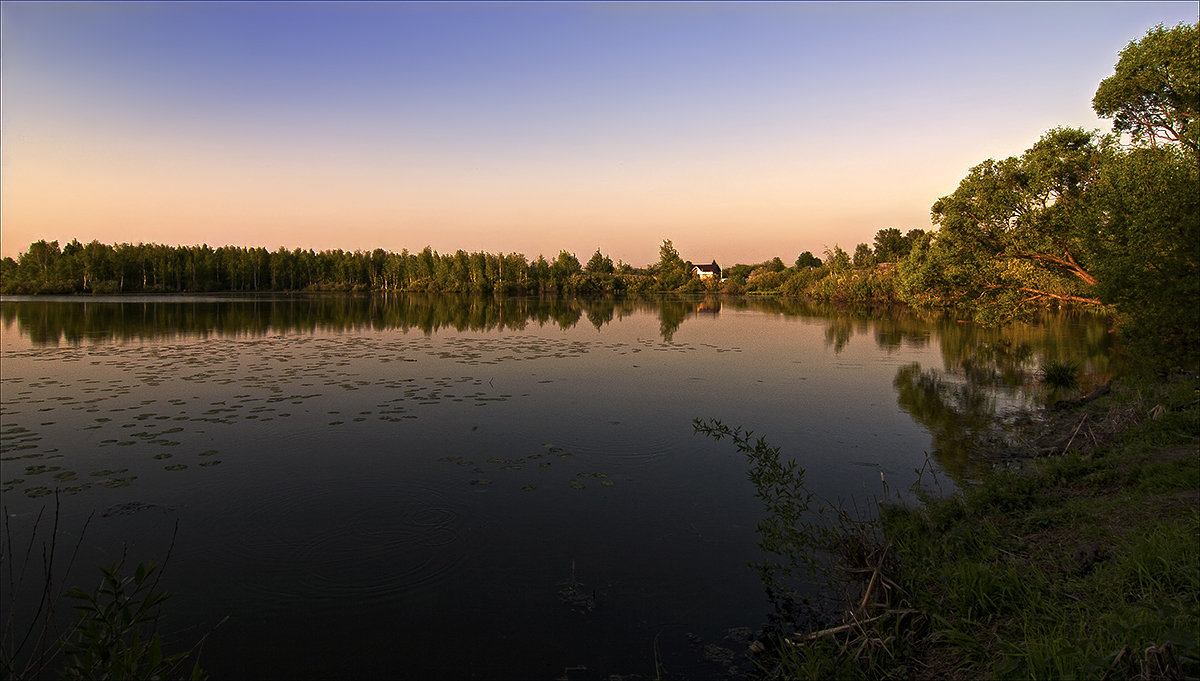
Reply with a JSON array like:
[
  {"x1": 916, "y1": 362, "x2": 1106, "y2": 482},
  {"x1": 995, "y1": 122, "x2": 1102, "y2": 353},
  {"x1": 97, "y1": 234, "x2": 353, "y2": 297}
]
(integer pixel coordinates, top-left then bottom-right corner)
[{"x1": 692, "y1": 263, "x2": 721, "y2": 280}]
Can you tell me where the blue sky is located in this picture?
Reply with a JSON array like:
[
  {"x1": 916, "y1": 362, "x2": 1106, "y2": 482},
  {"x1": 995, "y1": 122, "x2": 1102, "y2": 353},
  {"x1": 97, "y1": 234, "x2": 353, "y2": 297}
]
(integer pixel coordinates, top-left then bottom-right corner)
[{"x1": 2, "y1": 1, "x2": 1196, "y2": 266}]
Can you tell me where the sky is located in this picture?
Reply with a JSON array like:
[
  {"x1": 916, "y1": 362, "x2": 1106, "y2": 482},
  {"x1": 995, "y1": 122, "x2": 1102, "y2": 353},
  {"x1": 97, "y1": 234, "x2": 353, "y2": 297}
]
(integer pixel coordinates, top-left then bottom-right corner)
[{"x1": 2, "y1": 2, "x2": 1197, "y2": 267}]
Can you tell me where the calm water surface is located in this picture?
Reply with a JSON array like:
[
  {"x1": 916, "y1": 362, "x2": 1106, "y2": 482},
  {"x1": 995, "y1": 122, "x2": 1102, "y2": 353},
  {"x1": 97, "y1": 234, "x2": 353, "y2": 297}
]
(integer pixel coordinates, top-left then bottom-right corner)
[{"x1": 0, "y1": 294, "x2": 1117, "y2": 679}]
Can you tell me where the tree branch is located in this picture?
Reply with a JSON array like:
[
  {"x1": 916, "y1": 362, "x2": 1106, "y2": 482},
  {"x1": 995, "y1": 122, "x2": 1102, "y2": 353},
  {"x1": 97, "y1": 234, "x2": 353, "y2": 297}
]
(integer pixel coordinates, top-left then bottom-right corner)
[
  {"x1": 1014, "y1": 287, "x2": 1103, "y2": 305},
  {"x1": 1012, "y1": 251, "x2": 1097, "y2": 286}
]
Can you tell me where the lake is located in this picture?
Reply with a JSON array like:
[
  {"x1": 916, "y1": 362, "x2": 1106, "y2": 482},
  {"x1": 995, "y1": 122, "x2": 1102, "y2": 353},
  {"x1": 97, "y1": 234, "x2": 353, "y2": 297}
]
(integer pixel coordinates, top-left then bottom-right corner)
[{"x1": 0, "y1": 294, "x2": 1118, "y2": 679}]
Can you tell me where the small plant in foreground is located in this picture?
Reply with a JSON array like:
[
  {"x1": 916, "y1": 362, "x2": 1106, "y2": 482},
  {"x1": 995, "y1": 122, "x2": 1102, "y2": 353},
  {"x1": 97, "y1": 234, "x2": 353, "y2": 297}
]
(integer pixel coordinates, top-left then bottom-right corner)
[
  {"x1": 2, "y1": 498, "x2": 214, "y2": 681},
  {"x1": 59, "y1": 558, "x2": 206, "y2": 681}
]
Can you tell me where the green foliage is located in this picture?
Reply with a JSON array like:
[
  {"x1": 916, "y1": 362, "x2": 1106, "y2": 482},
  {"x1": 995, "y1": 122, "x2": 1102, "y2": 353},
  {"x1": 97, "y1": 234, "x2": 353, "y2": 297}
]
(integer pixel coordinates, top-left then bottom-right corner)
[
  {"x1": 1083, "y1": 144, "x2": 1200, "y2": 372},
  {"x1": 583, "y1": 248, "x2": 614, "y2": 274},
  {"x1": 852, "y1": 243, "x2": 875, "y2": 268},
  {"x1": 778, "y1": 267, "x2": 825, "y2": 297},
  {"x1": 822, "y1": 245, "x2": 851, "y2": 274},
  {"x1": 551, "y1": 250, "x2": 582, "y2": 281},
  {"x1": 0, "y1": 240, "x2": 670, "y2": 297},
  {"x1": 60, "y1": 560, "x2": 205, "y2": 681},
  {"x1": 1093, "y1": 22, "x2": 1200, "y2": 154},
  {"x1": 871, "y1": 229, "x2": 905, "y2": 263},
  {"x1": 745, "y1": 269, "x2": 790, "y2": 294},
  {"x1": 2, "y1": 505, "x2": 211, "y2": 681},
  {"x1": 653, "y1": 239, "x2": 694, "y2": 290},
  {"x1": 1038, "y1": 358, "x2": 1080, "y2": 389},
  {"x1": 723, "y1": 263, "x2": 754, "y2": 281},
  {"x1": 912, "y1": 127, "x2": 1108, "y2": 321},
  {"x1": 692, "y1": 419, "x2": 841, "y2": 629},
  {"x1": 794, "y1": 251, "x2": 822, "y2": 269},
  {"x1": 807, "y1": 267, "x2": 898, "y2": 305},
  {"x1": 876, "y1": 375, "x2": 1200, "y2": 680},
  {"x1": 892, "y1": 22, "x2": 1198, "y2": 375}
]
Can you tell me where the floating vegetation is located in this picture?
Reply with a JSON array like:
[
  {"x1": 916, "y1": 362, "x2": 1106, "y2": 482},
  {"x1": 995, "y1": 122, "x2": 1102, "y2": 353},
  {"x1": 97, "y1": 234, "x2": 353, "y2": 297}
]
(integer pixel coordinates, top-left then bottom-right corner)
[
  {"x1": 0, "y1": 329, "x2": 656, "y2": 502},
  {"x1": 101, "y1": 501, "x2": 175, "y2": 517}
]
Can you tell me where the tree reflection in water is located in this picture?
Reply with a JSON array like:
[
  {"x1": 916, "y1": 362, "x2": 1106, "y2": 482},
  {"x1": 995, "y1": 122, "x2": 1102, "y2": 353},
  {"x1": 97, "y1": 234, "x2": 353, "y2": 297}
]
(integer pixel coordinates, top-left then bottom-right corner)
[
  {"x1": 891, "y1": 317, "x2": 1119, "y2": 483},
  {"x1": 3, "y1": 292, "x2": 1117, "y2": 485}
]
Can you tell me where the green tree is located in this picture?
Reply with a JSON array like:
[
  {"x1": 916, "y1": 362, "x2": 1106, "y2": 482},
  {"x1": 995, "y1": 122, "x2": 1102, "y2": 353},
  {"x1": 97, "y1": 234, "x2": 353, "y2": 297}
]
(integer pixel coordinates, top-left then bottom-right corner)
[
  {"x1": 1093, "y1": 22, "x2": 1199, "y2": 154},
  {"x1": 0, "y1": 257, "x2": 17, "y2": 291},
  {"x1": 904, "y1": 229, "x2": 926, "y2": 251},
  {"x1": 1084, "y1": 144, "x2": 1199, "y2": 370},
  {"x1": 872, "y1": 228, "x2": 906, "y2": 262},
  {"x1": 794, "y1": 251, "x2": 822, "y2": 269},
  {"x1": 551, "y1": 250, "x2": 582, "y2": 283},
  {"x1": 584, "y1": 248, "x2": 614, "y2": 274},
  {"x1": 852, "y1": 243, "x2": 875, "y2": 268},
  {"x1": 19, "y1": 240, "x2": 61, "y2": 283},
  {"x1": 655, "y1": 239, "x2": 690, "y2": 290},
  {"x1": 823, "y1": 245, "x2": 850, "y2": 274},
  {"x1": 908, "y1": 127, "x2": 1108, "y2": 320}
]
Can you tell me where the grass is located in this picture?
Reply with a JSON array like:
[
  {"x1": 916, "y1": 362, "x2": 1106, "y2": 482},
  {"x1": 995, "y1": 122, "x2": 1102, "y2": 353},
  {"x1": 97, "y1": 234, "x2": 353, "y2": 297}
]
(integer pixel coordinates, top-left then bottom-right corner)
[
  {"x1": 1039, "y1": 359, "x2": 1082, "y2": 389},
  {"x1": 745, "y1": 372, "x2": 1199, "y2": 680}
]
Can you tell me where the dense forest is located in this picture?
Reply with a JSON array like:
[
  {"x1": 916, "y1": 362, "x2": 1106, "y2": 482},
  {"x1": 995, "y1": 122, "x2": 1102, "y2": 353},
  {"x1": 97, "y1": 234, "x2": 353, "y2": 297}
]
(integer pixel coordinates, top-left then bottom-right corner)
[{"x1": 3, "y1": 23, "x2": 1196, "y2": 369}]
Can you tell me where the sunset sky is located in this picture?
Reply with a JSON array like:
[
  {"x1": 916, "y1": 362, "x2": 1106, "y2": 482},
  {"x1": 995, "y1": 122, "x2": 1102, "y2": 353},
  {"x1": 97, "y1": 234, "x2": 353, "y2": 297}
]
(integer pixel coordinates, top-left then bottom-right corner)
[{"x1": 2, "y1": 2, "x2": 1196, "y2": 267}]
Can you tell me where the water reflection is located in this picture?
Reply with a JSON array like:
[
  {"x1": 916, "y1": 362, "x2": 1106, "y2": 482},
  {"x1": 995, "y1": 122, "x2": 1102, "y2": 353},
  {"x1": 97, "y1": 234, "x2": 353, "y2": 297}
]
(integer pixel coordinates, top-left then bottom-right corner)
[
  {"x1": 2, "y1": 294, "x2": 907, "y2": 346},
  {"x1": 890, "y1": 316, "x2": 1119, "y2": 481},
  {"x1": 1, "y1": 293, "x2": 1119, "y2": 489}
]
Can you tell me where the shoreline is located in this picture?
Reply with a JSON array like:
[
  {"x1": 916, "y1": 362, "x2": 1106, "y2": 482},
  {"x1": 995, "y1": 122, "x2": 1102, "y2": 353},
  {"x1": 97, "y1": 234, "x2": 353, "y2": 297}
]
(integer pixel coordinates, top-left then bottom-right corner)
[{"x1": 778, "y1": 372, "x2": 1200, "y2": 680}]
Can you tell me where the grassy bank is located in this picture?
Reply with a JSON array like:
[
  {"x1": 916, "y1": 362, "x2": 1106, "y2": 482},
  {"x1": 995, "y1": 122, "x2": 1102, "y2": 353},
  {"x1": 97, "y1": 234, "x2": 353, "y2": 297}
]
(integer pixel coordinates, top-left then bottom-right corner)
[{"x1": 772, "y1": 373, "x2": 1199, "y2": 680}]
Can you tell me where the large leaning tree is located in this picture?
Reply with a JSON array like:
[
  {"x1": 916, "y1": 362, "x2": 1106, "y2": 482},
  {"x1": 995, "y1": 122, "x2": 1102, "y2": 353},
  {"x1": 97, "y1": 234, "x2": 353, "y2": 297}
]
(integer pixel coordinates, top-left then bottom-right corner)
[
  {"x1": 898, "y1": 127, "x2": 1110, "y2": 320},
  {"x1": 900, "y1": 21, "x2": 1198, "y2": 348}
]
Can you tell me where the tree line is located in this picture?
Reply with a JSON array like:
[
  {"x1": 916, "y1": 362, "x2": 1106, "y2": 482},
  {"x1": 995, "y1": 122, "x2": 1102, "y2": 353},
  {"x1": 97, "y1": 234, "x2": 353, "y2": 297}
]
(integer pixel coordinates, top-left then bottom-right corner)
[{"x1": 0, "y1": 241, "x2": 682, "y2": 297}]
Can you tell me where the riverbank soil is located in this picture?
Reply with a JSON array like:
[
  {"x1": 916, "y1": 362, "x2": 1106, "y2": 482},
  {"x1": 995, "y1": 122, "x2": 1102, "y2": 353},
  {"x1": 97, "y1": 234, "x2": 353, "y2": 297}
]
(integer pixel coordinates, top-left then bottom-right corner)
[{"x1": 777, "y1": 373, "x2": 1199, "y2": 680}]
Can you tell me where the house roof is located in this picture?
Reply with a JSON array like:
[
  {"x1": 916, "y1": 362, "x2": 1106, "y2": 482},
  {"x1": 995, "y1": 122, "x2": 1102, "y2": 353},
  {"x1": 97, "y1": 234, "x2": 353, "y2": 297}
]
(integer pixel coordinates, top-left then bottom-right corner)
[{"x1": 693, "y1": 263, "x2": 720, "y2": 273}]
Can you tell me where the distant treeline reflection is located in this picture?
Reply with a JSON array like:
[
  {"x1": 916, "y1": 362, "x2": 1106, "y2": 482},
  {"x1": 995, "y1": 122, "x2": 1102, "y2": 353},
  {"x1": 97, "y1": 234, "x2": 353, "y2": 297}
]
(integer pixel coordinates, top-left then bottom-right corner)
[
  {"x1": 3, "y1": 293, "x2": 818, "y2": 345},
  {"x1": 2, "y1": 292, "x2": 1118, "y2": 482}
]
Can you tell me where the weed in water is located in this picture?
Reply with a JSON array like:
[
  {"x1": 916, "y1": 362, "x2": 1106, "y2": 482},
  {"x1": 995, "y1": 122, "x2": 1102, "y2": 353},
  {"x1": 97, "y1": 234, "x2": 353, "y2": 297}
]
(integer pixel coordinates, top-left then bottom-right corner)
[
  {"x1": 1039, "y1": 359, "x2": 1081, "y2": 389},
  {"x1": 1, "y1": 496, "x2": 216, "y2": 680}
]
